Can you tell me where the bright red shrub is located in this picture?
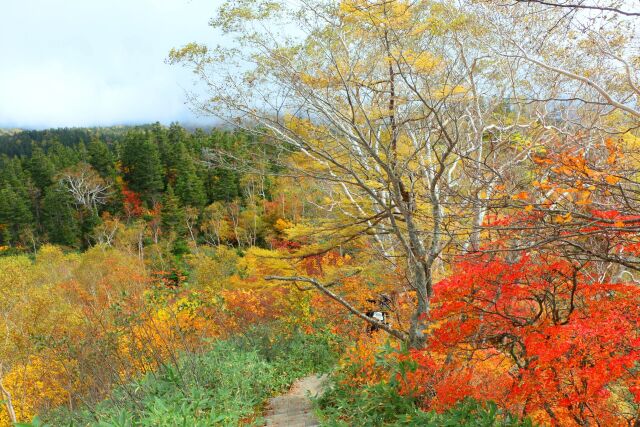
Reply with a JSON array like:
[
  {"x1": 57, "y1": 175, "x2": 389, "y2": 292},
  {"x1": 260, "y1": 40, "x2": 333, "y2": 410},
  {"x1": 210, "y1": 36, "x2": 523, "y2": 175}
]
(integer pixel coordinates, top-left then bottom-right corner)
[{"x1": 401, "y1": 253, "x2": 640, "y2": 426}]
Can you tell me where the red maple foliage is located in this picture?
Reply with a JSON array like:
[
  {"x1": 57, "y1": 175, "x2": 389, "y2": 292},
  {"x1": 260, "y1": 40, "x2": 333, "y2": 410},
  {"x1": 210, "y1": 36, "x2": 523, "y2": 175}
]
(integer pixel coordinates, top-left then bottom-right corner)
[
  {"x1": 122, "y1": 186, "x2": 144, "y2": 217},
  {"x1": 400, "y1": 251, "x2": 640, "y2": 426}
]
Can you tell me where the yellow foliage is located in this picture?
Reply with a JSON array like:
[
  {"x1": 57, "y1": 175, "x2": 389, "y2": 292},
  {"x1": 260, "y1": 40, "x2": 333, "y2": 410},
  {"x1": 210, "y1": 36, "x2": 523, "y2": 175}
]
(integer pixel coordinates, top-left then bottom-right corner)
[
  {"x1": 433, "y1": 84, "x2": 468, "y2": 99},
  {"x1": 187, "y1": 247, "x2": 239, "y2": 291},
  {"x1": 235, "y1": 247, "x2": 296, "y2": 287},
  {"x1": 622, "y1": 131, "x2": 640, "y2": 149},
  {"x1": 274, "y1": 218, "x2": 293, "y2": 232},
  {"x1": 0, "y1": 356, "x2": 80, "y2": 426},
  {"x1": 299, "y1": 70, "x2": 340, "y2": 89},
  {"x1": 554, "y1": 212, "x2": 573, "y2": 224},
  {"x1": 576, "y1": 190, "x2": 592, "y2": 206},
  {"x1": 339, "y1": 0, "x2": 413, "y2": 29},
  {"x1": 398, "y1": 49, "x2": 440, "y2": 73}
]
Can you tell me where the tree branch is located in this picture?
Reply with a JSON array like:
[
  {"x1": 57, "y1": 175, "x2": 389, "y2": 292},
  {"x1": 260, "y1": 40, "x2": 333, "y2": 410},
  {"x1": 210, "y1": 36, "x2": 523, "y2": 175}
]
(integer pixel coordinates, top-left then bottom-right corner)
[
  {"x1": 510, "y1": 44, "x2": 640, "y2": 119},
  {"x1": 0, "y1": 365, "x2": 17, "y2": 424},
  {"x1": 265, "y1": 275, "x2": 409, "y2": 342},
  {"x1": 513, "y1": 0, "x2": 640, "y2": 16}
]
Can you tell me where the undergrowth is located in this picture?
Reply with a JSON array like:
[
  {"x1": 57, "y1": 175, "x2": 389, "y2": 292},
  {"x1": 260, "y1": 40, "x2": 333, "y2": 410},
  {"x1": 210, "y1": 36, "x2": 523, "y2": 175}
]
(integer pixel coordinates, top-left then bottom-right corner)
[
  {"x1": 42, "y1": 325, "x2": 339, "y2": 426},
  {"x1": 316, "y1": 381, "x2": 533, "y2": 427},
  {"x1": 315, "y1": 342, "x2": 533, "y2": 427}
]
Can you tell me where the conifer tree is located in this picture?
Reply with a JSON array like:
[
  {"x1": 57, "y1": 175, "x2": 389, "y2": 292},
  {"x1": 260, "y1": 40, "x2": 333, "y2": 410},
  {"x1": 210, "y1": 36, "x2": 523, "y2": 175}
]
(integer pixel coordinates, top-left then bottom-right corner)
[
  {"x1": 79, "y1": 208, "x2": 100, "y2": 249},
  {"x1": 88, "y1": 137, "x2": 115, "y2": 178},
  {"x1": 0, "y1": 186, "x2": 33, "y2": 245},
  {"x1": 205, "y1": 131, "x2": 242, "y2": 202},
  {"x1": 48, "y1": 140, "x2": 80, "y2": 169},
  {"x1": 120, "y1": 132, "x2": 164, "y2": 205},
  {"x1": 208, "y1": 168, "x2": 241, "y2": 202},
  {"x1": 168, "y1": 122, "x2": 187, "y2": 146},
  {"x1": 0, "y1": 157, "x2": 30, "y2": 199},
  {"x1": 175, "y1": 146, "x2": 207, "y2": 208},
  {"x1": 28, "y1": 147, "x2": 55, "y2": 192},
  {"x1": 161, "y1": 185, "x2": 185, "y2": 236},
  {"x1": 150, "y1": 122, "x2": 173, "y2": 180},
  {"x1": 42, "y1": 184, "x2": 80, "y2": 247}
]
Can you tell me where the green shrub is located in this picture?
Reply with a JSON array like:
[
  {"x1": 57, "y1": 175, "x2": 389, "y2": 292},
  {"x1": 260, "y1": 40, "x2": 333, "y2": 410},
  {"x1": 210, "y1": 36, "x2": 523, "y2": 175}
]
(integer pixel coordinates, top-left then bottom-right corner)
[
  {"x1": 44, "y1": 325, "x2": 340, "y2": 426},
  {"x1": 229, "y1": 324, "x2": 340, "y2": 376}
]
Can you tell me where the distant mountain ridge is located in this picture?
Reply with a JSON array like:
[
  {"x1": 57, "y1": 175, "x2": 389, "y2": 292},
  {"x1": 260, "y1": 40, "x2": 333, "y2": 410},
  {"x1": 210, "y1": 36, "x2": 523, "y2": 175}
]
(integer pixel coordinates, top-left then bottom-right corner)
[
  {"x1": 0, "y1": 123, "x2": 216, "y2": 157},
  {"x1": 0, "y1": 128, "x2": 22, "y2": 136}
]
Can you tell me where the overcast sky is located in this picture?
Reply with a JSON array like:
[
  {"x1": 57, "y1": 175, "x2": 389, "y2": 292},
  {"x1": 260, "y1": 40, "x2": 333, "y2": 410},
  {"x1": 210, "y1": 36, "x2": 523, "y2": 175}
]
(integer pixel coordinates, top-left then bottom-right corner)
[{"x1": 0, "y1": 0, "x2": 223, "y2": 129}]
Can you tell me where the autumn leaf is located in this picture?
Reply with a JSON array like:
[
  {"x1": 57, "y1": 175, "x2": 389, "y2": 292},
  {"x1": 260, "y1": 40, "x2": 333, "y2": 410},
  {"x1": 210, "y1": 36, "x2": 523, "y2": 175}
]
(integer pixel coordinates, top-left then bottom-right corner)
[
  {"x1": 512, "y1": 191, "x2": 529, "y2": 200},
  {"x1": 554, "y1": 213, "x2": 572, "y2": 224},
  {"x1": 605, "y1": 175, "x2": 621, "y2": 185}
]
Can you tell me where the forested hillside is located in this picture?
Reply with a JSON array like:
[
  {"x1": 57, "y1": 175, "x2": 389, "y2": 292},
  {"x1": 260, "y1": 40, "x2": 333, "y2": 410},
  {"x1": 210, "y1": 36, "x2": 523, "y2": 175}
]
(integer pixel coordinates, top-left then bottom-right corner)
[
  {"x1": 3, "y1": 0, "x2": 640, "y2": 426},
  {"x1": 0, "y1": 124, "x2": 270, "y2": 251}
]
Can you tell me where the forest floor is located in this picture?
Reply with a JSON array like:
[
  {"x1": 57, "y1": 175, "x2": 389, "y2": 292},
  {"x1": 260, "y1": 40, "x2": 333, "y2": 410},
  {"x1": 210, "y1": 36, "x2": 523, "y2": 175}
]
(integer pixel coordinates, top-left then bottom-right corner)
[{"x1": 263, "y1": 374, "x2": 329, "y2": 427}]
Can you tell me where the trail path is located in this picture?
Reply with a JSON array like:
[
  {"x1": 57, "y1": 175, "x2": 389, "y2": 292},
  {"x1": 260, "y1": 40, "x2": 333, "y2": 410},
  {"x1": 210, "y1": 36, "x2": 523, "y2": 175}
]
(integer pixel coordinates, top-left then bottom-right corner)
[{"x1": 263, "y1": 374, "x2": 328, "y2": 427}]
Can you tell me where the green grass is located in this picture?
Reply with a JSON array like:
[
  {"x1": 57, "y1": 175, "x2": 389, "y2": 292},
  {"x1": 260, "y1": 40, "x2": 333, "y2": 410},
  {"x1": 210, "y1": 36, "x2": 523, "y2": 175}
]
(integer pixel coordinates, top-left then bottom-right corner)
[{"x1": 43, "y1": 325, "x2": 340, "y2": 426}]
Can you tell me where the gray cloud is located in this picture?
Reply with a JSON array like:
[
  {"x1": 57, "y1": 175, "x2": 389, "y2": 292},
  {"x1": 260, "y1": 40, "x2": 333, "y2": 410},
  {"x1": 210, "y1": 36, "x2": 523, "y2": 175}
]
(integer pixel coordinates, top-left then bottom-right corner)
[{"x1": 0, "y1": 0, "x2": 221, "y2": 129}]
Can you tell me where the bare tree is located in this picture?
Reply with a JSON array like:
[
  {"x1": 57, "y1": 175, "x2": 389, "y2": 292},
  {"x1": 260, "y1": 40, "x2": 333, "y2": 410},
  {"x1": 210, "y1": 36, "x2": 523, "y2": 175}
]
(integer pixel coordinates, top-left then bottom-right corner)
[{"x1": 58, "y1": 163, "x2": 111, "y2": 214}]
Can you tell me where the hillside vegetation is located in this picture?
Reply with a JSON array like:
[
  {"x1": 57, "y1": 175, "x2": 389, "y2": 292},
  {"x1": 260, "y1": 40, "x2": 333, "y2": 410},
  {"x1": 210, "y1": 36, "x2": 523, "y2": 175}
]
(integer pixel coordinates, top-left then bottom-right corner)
[{"x1": 3, "y1": 0, "x2": 640, "y2": 425}]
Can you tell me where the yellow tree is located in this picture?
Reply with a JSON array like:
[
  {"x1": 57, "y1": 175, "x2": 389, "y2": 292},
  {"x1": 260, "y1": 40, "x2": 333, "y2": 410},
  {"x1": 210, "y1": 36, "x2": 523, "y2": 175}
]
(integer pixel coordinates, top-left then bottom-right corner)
[
  {"x1": 0, "y1": 247, "x2": 79, "y2": 425},
  {"x1": 171, "y1": 0, "x2": 535, "y2": 347}
]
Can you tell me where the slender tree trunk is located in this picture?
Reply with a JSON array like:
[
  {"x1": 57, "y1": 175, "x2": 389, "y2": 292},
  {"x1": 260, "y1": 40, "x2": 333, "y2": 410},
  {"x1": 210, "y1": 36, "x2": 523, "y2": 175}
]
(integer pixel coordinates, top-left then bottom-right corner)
[
  {"x1": 0, "y1": 368, "x2": 17, "y2": 424},
  {"x1": 408, "y1": 179, "x2": 444, "y2": 348},
  {"x1": 466, "y1": 198, "x2": 486, "y2": 253},
  {"x1": 408, "y1": 262, "x2": 430, "y2": 348}
]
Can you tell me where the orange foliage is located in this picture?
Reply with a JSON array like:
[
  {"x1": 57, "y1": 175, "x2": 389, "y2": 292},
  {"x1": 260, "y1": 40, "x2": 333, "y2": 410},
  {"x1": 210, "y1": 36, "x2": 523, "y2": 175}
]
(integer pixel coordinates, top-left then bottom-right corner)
[
  {"x1": 219, "y1": 288, "x2": 287, "y2": 333},
  {"x1": 339, "y1": 332, "x2": 395, "y2": 388}
]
